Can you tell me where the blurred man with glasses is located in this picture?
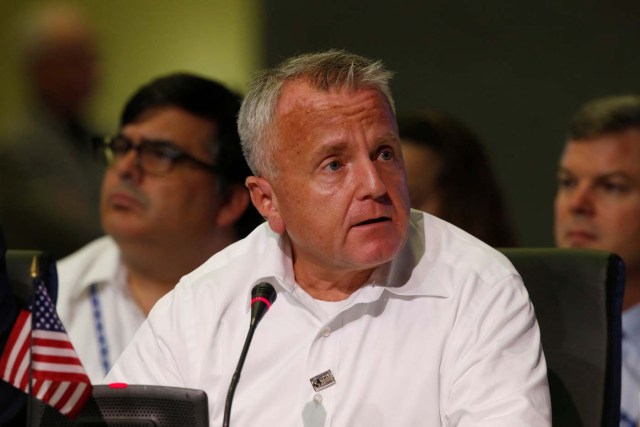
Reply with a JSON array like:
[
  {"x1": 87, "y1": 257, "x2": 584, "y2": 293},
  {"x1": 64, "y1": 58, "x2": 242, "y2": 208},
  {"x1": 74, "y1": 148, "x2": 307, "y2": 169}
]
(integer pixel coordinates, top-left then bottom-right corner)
[{"x1": 56, "y1": 73, "x2": 262, "y2": 382}]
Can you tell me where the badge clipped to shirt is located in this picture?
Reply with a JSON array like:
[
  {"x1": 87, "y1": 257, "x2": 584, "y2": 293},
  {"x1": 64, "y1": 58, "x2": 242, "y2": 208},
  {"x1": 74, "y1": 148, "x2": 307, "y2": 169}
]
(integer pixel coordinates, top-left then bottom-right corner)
[{"x1": 310, "y1": 369, "x2": 336, "y2": 392}]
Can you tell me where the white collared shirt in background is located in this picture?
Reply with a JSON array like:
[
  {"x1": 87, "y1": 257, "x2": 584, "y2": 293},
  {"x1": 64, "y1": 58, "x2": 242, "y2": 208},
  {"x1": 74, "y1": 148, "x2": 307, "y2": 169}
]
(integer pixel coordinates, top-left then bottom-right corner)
[{"x1": 57, "y1": 236, "x2": 145, "y2": 382}]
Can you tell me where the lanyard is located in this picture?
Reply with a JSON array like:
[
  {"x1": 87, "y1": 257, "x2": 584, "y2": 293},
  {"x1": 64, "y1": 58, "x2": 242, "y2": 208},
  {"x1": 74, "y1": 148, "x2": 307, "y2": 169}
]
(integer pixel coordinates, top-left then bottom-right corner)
[{"x1": 89, "y1": 283, "x2": 111, "y2": 376}]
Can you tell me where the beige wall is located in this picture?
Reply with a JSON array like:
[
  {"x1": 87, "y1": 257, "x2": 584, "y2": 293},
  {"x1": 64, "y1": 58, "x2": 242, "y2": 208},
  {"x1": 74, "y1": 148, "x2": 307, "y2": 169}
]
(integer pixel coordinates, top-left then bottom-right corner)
[{"x1": 0, "y1": 0, "x2": 262, "y2": 131}]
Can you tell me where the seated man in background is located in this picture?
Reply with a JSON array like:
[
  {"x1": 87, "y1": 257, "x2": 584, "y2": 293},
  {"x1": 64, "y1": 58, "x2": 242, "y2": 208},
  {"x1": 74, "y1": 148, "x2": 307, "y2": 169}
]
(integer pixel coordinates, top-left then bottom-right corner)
[
  {"x1": 57, "y1": 73, "x2": 262, "y2": 382},
  {"x1": 398, "y1": 109, "x2": 518, "y2": 247},
  {"x1": 106, "y1": 50, "x2": 550, "y2": 425},
  {"x1": 554, "y1": 94, "x2": 640, "y2": 427}
]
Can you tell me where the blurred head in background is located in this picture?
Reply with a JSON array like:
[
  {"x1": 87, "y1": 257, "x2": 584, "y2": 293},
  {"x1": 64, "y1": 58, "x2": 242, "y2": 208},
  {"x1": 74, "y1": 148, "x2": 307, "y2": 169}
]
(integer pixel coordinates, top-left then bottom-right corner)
[
  {"x1": 20, "y1": 1, "x2": 100, "y2": 122},
  {"x1": 398, "y1": 108, "x2": 517, "y2": 247},
  {"x1": 99, "y1": 72, "x2": 263, "y2": 257},
  {"x1": 555, "y1": 95, "x2": 640, "y2": 309},
  {"x1": 0, "y1": 2, "x2": 103, "y2": 259}
]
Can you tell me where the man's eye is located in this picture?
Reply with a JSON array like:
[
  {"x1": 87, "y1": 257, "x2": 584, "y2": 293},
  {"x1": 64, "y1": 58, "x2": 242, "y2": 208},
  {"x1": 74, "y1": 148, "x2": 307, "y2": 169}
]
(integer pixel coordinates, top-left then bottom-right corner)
[
  {"x1": 378, "y1": 149, "x2": 394, "y2": 161},
  {"x1": 111, "y1": 139, "x2": 131, "y2": 155},
  {"x1": 557, "y1": 176, "x2": 575, "y2": 189},
  {"x1": 324, "y1": 160, "x2": 342, "y2": 172},
  {"x1": 602, "y1": 181, "x2": 628, "y2": 194},
  {"x1": 146, "y1": 143, "x2": 177, "y2": 159}
]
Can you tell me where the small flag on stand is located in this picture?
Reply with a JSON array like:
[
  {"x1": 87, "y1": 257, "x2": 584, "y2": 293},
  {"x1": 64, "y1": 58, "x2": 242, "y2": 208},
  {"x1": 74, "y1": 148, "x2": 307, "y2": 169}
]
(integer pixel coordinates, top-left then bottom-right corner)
[{"x1": 0, "y1": 280, "x2": 91, "y2": 418}]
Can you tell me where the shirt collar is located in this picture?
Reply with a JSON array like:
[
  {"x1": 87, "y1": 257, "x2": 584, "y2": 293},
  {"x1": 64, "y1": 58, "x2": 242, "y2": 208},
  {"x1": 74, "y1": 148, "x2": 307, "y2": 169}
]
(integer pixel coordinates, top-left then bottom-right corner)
[
  {"x1": 249, "y1": 210, "x2": 449, "y2": 299},
  {"x1": 67, "y1": 237, "x2": 125, "y2": 299}
]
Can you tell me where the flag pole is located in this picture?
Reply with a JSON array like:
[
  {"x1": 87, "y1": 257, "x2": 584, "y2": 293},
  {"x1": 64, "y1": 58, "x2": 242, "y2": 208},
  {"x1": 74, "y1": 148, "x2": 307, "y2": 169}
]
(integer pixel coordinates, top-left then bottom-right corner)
[{"x1": 26, "y1": 256, "x2": 40, "y2": 426}]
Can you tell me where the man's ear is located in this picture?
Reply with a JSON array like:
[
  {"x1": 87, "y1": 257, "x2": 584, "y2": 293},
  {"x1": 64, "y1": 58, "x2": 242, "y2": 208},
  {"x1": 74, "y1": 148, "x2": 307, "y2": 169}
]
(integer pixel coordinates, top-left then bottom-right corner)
[
  {"x1": 245, "y1": 176, "x2": 285, "y2": 234},
  {"x1": 215, "y1": 183, "x2": 251, "y2": 228}
]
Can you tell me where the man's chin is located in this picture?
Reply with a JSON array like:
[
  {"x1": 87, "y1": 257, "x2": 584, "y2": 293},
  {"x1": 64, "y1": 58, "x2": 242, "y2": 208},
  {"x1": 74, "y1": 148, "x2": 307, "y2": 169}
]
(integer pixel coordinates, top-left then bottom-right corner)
[
  {"x1": 347, "y1": 241, "x2": 401, "y2": 269},
  {"x1": 104, "y1": 222, "x2": 152, "y2": 243}
]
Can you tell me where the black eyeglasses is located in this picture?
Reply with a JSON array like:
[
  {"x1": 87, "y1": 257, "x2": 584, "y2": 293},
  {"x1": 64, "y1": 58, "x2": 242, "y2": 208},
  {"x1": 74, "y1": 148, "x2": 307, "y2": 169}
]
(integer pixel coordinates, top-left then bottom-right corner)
[{"x1": 92, "y1": 135, "x2": 217, "y2": 176}]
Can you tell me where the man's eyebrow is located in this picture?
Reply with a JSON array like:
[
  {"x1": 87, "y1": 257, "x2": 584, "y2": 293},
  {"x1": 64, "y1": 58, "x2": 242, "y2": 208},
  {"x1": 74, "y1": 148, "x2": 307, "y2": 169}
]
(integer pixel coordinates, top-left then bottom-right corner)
[
  {"x1": 375, "y1": 132, "x2": 400, "y2": 145},
  {"x1": 309, "y1": 132, "x2": 399, "y2": 160},
  {"x1": 596, "y1": 171, "x2": 633, "y2": 181},
  {"x1": 311, "y1": 139, "x2": 350, "y2": 158},
  {"x1": 558, "y1": 167, "x2": 632, "y2": 180},
  {"x1": 119, "y1": 133, "x2": 177, "y2": 145},
  {"x1": 557, "y1": 167, "x2": 573, "y2": 175}
]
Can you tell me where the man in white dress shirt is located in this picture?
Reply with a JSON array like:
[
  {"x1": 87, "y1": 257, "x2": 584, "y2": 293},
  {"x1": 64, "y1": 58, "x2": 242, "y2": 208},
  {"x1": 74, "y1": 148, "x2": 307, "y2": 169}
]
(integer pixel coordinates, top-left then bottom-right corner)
[
  {"x1": 107, "y1": 50, "x2": 551, "y2": 425},
  {"x1": 57, "y1": 73, "x2": 262, "y2": 382}
]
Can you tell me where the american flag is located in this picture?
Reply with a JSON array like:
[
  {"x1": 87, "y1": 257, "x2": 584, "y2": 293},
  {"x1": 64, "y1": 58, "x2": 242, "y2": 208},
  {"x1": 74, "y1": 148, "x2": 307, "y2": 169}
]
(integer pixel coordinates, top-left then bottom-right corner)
[{"x1": 0, "y1": 280, "x2": 91, "y2": 418}]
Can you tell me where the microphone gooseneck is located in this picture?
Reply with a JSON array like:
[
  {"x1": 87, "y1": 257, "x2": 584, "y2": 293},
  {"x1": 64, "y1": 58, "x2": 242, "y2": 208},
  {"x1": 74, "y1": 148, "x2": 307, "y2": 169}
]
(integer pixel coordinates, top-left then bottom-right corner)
[{"x1": 222, "y1": 283, "x2": 277, "y2": 427}]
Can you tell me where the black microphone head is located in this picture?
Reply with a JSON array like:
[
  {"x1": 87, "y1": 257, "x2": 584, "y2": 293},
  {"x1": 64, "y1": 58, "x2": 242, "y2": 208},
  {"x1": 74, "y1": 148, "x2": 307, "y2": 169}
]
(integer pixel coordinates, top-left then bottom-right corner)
[{"x1": 250, "y1": 282, "x2": 277, "y2": 326}]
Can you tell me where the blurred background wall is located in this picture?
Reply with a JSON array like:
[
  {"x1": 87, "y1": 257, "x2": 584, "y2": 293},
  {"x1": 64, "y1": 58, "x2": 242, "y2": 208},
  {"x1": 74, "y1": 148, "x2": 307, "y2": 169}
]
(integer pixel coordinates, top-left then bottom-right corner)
[
  {"x1": 1, "y1": 0, "x2": 639, "y2": 247},
  {"x1": 0, "y1": 0, "x2": 261, "y2": 131}
]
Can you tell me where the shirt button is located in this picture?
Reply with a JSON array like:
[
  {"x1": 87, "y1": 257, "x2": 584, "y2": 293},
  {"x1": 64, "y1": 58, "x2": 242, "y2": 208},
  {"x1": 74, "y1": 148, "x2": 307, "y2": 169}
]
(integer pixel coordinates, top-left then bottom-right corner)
[
  {"x1": 321, "y1": 327, "x2": 331, "y2": 337},
  {"x1": 313, "y1": 393, "x2": 323, "y2": 404}
]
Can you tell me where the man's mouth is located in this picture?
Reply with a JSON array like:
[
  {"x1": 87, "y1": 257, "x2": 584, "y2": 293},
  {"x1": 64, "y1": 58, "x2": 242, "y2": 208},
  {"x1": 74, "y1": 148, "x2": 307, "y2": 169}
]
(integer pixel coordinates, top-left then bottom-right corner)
[
  {"x1": 354, "y1": 216, "x2": 391, "y2": 226},
  {"x1": 565, "y1": 230, "x2": 597, "y2": 245}
]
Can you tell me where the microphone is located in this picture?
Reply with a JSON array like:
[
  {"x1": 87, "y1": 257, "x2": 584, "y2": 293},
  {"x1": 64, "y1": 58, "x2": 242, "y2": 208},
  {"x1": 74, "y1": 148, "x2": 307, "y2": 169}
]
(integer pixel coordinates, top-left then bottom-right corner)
[
  {"x1": 250, "y1": 282, "x2": 277, "y2": 327},
  {"x1": 222, "y1": 283, "x2": 277, "y2": 427}
]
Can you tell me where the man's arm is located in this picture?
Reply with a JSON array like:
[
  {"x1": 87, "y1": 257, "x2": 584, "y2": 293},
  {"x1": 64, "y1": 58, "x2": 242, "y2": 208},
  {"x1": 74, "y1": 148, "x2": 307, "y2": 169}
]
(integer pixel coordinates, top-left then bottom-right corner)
[
  {"x1": 105, "y1": 288, "x2": 191, "y2": 386},
  {"x1": 443, "y1": 274, "x2": 551, "y2": 425}
]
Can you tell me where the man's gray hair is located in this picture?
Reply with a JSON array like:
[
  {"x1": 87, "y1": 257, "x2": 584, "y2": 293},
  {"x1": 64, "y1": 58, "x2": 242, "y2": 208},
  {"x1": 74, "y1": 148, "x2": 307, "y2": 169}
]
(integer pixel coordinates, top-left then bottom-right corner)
[
  {"x1": 568, "y1": 94, "x2": 640, "y2": 140},
  {"x1": 238, "y1": 49, "x2": 396, "y2": 177}
]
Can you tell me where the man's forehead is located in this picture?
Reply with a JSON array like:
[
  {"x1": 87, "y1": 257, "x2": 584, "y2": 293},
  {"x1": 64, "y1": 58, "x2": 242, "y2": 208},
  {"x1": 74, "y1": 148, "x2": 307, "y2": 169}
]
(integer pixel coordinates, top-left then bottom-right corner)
[
  {"x1": 276, "y1": 79, "x2": 388, "y2": 117},
  {"x1": 121, "y1": 106, "x2": 217, "y2": 148},
  {"x1": 566, "y1": 131, "x2": 640, "y2": 156},
  {"x1": 561, "y1": 134, "x2": 640, "y2": 176}
]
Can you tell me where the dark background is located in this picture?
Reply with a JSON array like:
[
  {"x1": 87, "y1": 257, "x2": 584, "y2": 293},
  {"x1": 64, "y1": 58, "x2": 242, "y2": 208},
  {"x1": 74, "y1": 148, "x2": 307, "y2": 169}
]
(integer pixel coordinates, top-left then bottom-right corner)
[{"x1": 264, "y1": 0, "x2": 640, "y2": 246}]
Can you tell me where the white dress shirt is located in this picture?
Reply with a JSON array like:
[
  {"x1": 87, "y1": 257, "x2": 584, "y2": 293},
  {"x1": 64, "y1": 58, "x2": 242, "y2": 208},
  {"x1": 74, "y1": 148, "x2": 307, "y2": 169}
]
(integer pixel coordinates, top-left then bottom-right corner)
[
  {"x1": 57, "y1": 236, "x2": 145, "y2": 383},
  {"x1": 106, "y1": 211, "x2": 551, "y2": 426},
  {"x1": 621, "y1": 304, "x2": 640, "y2": 426}
]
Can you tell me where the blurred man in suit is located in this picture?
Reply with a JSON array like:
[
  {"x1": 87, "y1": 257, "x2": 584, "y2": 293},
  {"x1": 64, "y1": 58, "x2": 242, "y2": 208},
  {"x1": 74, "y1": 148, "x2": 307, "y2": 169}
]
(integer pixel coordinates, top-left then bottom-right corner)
[
  {"x1": 554, "y1": 94, "x2": 640, "y2": 426},
  {"x1": 0, "y1": 2, "x2": 103, "y2": 259}
]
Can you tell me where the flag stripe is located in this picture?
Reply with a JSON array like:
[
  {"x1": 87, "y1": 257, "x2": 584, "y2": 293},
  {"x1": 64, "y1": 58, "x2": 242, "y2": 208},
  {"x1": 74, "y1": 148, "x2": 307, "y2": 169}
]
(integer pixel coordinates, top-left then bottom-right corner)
[
  {"x1": 32, "y1": 345, "x2": 78, "y2": 358},
  {"x1": 56, "y1": 382, "x2": 78, "y2": 415},
  {"x1": 35, "y1": 379, "x2": 52, "y2": 400},
  {"x1": 57, "y1": 382, "x2": 81, "y2": 415},
  {"x1": 48, "y1": 381, "x2": 69, "y2": 407},
  {"x1": 16, "y1": 351, "x2": 31, "y2": 391},
  {"x1": 32, "y1": 361, "x2": 88, "y2": 375},
  {"x1": 33, "y1": 355, "x2": 82, "y2": 366},
  {"x1": 64, "y1": 383, "x2": 92, "y2": 418},
  {"x1": 33, "y1": 370, "x2": 94, "y2": 384},
  {"x1": 33, "y1": 351, "x2": 82, "y2": 363},
  {"x1": 34, "y1": 334, "x2": 76, "y2": 349}
]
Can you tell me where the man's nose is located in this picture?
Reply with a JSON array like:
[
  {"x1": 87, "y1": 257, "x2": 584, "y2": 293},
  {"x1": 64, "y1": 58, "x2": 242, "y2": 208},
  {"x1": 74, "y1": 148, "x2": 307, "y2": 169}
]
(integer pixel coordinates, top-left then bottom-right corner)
[
  {"x1": 356, "y1": 159, "x2": 387, "y2": 200},
  {"x1": 568, "y1": 184, "x2": 595, "y2": 216},
  {"x1": 113, "y1": 148, "x2": 143, "y2": 181}
]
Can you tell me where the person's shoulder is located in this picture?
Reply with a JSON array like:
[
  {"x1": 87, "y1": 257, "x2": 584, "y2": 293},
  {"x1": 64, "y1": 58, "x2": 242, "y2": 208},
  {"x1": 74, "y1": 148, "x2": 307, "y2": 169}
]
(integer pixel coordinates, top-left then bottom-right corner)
[
  {"x1": 416, "y1": 211, "x2": 517, "y2": 285},
  {"x1": 57, "y1": 236, "x2": 119, "y2": 298},
  {"x1": 146, "y1": 224, "x2": 282, "y2": 335},
  {"x1": 176, "y1": 223, "x2": 280, "y2": 295},
  {"x1": 58, "y1": 236, "x2": 117, "y2": 267}
]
